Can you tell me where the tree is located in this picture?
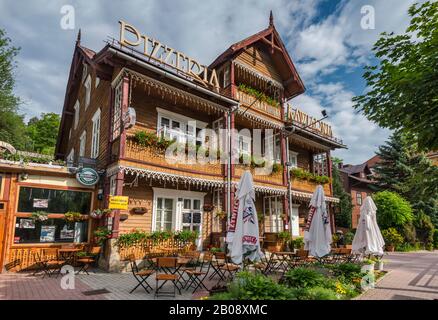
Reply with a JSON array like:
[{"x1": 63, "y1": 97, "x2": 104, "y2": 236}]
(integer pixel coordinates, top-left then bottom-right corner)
[
  {"x1": 26, "y1": 113, "x2": 60, "y2": 155},
  {"x1": 373, "y1": 191, "x2": 413, "y2": 230},
  {"x1": 331, "y1": 159, "x2": 353, "y2": 229},
  {"x1": 353, "y1": 1, "x2": 438, "y2": 151},
  {"x1": 0, "y1": 28, "x2": 29, "y2": 149},
  {"x1": 374, "y1": 132, "x2": 438, "y2": 227}
]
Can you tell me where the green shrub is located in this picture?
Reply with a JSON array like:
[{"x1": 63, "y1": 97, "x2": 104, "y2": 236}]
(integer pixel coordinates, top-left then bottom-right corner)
[
  {"x1": 283, "y1": 267, "x2": 326, "y2": 288},
  {"x1": 211, "y1": 271, "x2": 296, "y2": 300},
  {"x1": 434, "y1": 230, "x2": 438, "y2": 249},
  {"x1": 292, "y1": 286, "x2": 340, "y2": 300},
  {"x1": 381, "y1": 228, "x2": 404, "y2": 247},
  {"x1": 292, "y1": 237, "x2": 304, "y2": 249},
  {"x1": 402, "y1": 222, "x2": 417, "y2": 245},
  {"x1": 414, "y1": 211, "x2": 434, "y2": 248},
  {"x1": 344, "y1": 232, "x2": 355, "y2": 245},
  {"x1": 330, "y1": 263, "x2": 362, "y2": 281},
  {"x1": 373, "y1": 191, "x2": 413, "y2": 229}
]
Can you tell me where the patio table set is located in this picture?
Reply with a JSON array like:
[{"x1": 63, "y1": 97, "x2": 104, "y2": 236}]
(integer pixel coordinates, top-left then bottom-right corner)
[
  {"x1": 128, "y1": 250, "x2": 240, "y2": 297},
  {"x1": 30, "y1": 244, "x2": 101, "y2": 278}
]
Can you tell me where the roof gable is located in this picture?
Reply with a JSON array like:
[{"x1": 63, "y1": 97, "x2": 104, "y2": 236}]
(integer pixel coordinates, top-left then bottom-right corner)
[{"x1": 209, "y1": 13, "x2": 305, "y2": 99}]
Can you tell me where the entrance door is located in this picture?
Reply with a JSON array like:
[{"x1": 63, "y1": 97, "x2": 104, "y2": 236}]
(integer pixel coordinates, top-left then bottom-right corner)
[
  {"x1": 291, "y1": 205, "x2": 300, "y2": 237},
  {"x1": 181, "y1": 199, "x2": 202, "y2": 249},
  {"x1": 0, "y1": 201, "x2": 7, "y2": 271}
]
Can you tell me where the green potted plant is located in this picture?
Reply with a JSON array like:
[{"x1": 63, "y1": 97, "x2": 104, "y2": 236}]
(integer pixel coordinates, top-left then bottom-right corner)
[
  {"x1": 278, "y1": 231, "x2": 292, "y2": 251},
  {"x1": 90, "y1": 208, "x2": 111, "y2": 219},
  {"x1": 361, "y1": 258, "x2": 375, "y2": 273},
  {"x1": 31, "y1": 211, "x2": 49, "y2": 222},
  {"x1": 373, "y1": 257, "x2": 385, "y2": 271},
  {"x1": 381, "y1": 228, "x2": 403, "y2": 252},
  {"x1": 292, "y1": 237, "x2": 304, "y2": 250},
  {"x1": 64, "y1": 211, "x2": 84, "y2": 223},
  {"x1": 94, "y1": 227, "x2": 112, "y2": 246}
]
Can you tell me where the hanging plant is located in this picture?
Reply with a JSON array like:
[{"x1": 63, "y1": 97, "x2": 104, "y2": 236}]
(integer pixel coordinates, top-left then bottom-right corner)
[
  {"x1": 31, "y1": 211, "x2": 49, "y2": 222},
  {"x1": 94, "y1": 227, "x2": 112, "y2": 245},
  {"x1": 64, "y1": 211, "x2": 85, "y2": 223},
  {"x1": 90, "y1": 208, "x2": 112, "y2": 219}
]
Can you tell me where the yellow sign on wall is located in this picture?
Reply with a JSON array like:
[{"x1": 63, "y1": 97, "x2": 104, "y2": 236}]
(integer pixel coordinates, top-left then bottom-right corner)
[{"x1": 109, "y1": 196, "x2": 129, "y2": 210}]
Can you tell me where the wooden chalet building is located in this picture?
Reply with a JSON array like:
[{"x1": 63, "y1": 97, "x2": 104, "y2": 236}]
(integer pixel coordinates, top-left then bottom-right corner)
[{"x1": 52, "y1": 13, "x2": 345, "y2": 269}]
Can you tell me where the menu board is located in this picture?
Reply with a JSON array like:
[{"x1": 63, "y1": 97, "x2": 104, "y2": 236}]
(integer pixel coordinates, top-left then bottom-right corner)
[{"x1": 40, "y1": 226, "x2": 56, "y2": 242}]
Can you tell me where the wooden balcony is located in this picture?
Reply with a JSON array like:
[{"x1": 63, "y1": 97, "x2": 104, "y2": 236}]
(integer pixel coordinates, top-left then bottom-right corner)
[
  {"x1": 124, "y1": 139, "x2": 223, "y2": 177},
  {"x1": 235, "y1": 89, "x2": 282, "y2": 120},
  {"x1": 234, "y1": 165, "x2": 284, "y2": 186},
  {"x1": 292, "y1": 178, "x2": 331, "y2": 196}
]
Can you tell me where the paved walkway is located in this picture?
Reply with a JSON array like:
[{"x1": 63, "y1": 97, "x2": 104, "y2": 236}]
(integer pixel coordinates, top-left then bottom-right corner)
[
  {"x1": 358, "y1": 251, "x2": 438, "y2": 300},
  {"x1": 2, "y1": 251, "x2": 438, "y2": 300},
  {"x1": 0, "y1": 269, "x2": 215, "y2": 300}
]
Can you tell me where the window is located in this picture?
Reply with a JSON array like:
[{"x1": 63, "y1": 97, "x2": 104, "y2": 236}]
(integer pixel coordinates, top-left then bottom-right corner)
[
  {"x1": 91, "y1": 109, "x2": 101, "y2": 158},
  {"x1": 263, "y1": 196, "x2": 284, "y2": 233},
  {"x1": 14, "y1": 218, "x2": 88, "y2": 244},
  {"x1": 109, "y1": 175, "x2": 117, "y2": 196},
  {"x1": 212, "y1": 189, "x2": 224, "y2": 232},
  {"x1": 155, "y1": 198, "x2": 174, "y2": 231},
  {"x1": 356, "y1": 192, "x2": 363, "y2": 206},
  {"x1": 288, "y1": 150, "x2": 298, "y2": 168},
  {"x1": 238, "y1": 134, "x2": 251, "y2": 157},
  {"x1": 74, "y1": 100, "x2": 80, "y2": 129},
  {"x1": 84, "y1": 75, "x2": 92, "y2": 109},
  {"x1": 157, "y1": 108, "x2": 207, "y2": 144},
  {"x1": 274, "y1": 135, "x2": 281, "y2": 163},
  {"x1": 112, "y1": 82, "x2": 123, "y2": 140},
  {"x1": 17, "y1": 187, "x2": 92, "y2": 214},
  {"x1": 82, "y1": 64, "x2": 88, "y2": 83},
  {"x1": 223, "y1": 66, "x2": 230, "y2": 88},
  {"x1": 79, "y1": 131, "x2": 86, "y2": 157},
  {"x1": 67, "y1": 149, "x2": 74, "y2": 164}
]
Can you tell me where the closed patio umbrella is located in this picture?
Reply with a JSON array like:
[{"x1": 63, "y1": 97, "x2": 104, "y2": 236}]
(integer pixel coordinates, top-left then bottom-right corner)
[
  {"x1": 304, "y1": 185, "x2": 332, "y2": 258},
  {"x1": 352, "y1": 196, "x2": 385, "y2": 255},
  {"x1": 226, "y1": 170, "x2": 263, "y2": 265}
]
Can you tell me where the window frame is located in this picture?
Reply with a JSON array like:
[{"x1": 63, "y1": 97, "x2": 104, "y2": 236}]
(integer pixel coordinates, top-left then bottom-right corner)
[
  {"x1": 74, "y1": 100, "x2": 80, "y2": 129},
  {"x1": 356, "y1": 192, "x2": 363, "y2": 206},
  {"x1": 91, "y1": 109, "x2": 101, "y2": 159},
  {"x1": 84, "y1": 74, "x2": 92, "y2": 109},
  {"x1": 79, "y1": 130, "x2": 86, "y2": 157}
]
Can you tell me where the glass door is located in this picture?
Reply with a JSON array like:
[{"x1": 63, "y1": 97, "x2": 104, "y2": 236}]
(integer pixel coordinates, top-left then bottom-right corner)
[{"x1": 182, "y1": 199, "x2": 202, "y2": 233}]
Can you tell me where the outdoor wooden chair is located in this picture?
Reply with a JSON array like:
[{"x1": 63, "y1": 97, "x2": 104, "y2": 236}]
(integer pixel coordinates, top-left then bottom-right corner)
[
  {"x1": 213, "y1": 252, "x2": 240, "y2": 282},
  {"x1": 39, "y1": 248, "x2": 66, "y2": 278},
  {"x1": 76, "y1": 246, "x2": 101, "y2": 275},
  {"x1": 128, "y1": 254, "x2": 154, "y2": 294},
  {"x1": 155, "y1": 257, "x2": 181, "y2": 297},
  {"x1": 292, "y1": 249, "x2": 312, "y2": 267},
  {"x1": 184, "y1": 252, "x2": 212, "y2": 293}
]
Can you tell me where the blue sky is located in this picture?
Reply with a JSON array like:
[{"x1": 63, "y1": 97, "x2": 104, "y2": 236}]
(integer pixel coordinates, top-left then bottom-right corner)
[{"x1": 0, "y1": 0, "x2": 423, "y2": 164}]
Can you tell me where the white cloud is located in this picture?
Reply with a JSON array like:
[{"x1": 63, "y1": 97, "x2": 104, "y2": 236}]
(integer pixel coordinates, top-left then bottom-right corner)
[{"x1": 291, "y1": 82, "x2": 390, "y2": 164}]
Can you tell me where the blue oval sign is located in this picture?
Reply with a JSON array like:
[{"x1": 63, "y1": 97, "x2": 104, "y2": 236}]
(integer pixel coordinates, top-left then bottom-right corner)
[{"x1": 76, "y1": 167, "x2": 99, "y2": 186}]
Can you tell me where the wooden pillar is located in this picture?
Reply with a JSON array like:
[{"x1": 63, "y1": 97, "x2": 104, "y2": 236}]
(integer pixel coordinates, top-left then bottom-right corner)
[
  {"x1": 326, "y1": 151, "x2": 333, "y2": 195},
  {"x1": 281, "y1": 132, "x2": 289, "y2": 229},
  {"x1": 112, "y1": 75, "x2": 130, "y2": 238}
]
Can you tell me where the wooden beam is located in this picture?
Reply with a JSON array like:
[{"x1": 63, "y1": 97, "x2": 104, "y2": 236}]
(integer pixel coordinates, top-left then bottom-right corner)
[{"x1": 260, "y1": 37, "x2": 282, "y2": 52}]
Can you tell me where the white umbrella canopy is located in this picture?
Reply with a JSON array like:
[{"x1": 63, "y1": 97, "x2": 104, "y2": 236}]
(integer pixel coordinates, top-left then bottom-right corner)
[
  {"x1": 352, "y1": 196, "x2": 385, "y2": 255},
  {"x1": 304, "y1": 185, "x2": 332, "y2": 258},
  {"x1": 226, "y1": 170, "x2": 263, "y2": 265}
]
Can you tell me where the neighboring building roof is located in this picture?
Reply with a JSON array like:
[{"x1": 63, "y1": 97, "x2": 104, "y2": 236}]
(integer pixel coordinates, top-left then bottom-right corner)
[
  {"x1": 340, "y1": 163, "x2": 368, "y2": 175},
  {"x1": 365, "y1": 155, "x2": 381, "y2": 168}
]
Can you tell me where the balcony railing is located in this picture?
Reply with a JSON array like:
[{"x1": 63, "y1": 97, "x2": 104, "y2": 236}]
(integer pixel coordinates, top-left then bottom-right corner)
[
  {"x1": 125, "y1": 139, "x2": 223, "y2": 177},
  {"x1": 234, "y1": 165, "x2": 284, "y2": 185},
  {"x1": 292, "y1": 178, "x2": 331, "y2": 195},
  {"x1": 236, "y1": 89, "x2": 282, "y2": 120}
]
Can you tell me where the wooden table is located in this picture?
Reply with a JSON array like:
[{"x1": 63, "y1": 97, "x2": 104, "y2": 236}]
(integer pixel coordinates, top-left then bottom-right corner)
[{"x1": 58, "y1": 248, "x2": 82, "y2": 265}]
